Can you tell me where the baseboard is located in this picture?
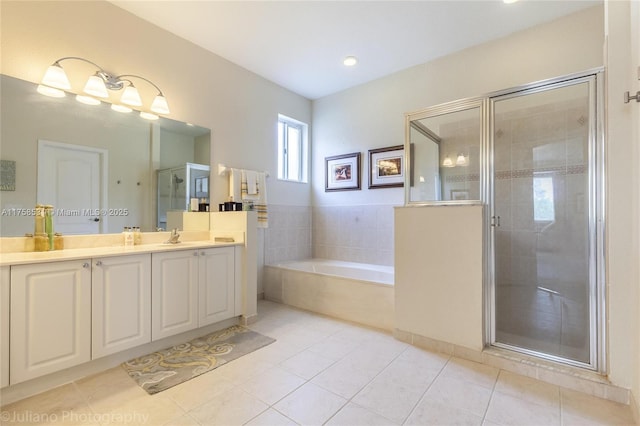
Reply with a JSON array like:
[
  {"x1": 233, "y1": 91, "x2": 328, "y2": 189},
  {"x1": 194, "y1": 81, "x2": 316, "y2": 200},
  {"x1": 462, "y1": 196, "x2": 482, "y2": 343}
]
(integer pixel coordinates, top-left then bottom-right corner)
[
  {"x1": 394, "y1": 328, "x2": 631, "y2": 406},
  {"x1": 631, "y1": 390, "x2": 640, "y2": 425}
]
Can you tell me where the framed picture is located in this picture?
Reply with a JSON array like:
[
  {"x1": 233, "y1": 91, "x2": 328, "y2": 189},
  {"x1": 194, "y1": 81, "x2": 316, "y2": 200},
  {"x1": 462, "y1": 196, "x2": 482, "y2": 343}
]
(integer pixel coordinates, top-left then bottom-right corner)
[
  {"x1": 368, "y1": 145, "x2": 404, "y2": 189},
  {"x1": 450, "y1": 189, "x2": 469, "y2": 200},
  {"x1": 325, "y1": 152, "x2": 361, "y2": 191}
]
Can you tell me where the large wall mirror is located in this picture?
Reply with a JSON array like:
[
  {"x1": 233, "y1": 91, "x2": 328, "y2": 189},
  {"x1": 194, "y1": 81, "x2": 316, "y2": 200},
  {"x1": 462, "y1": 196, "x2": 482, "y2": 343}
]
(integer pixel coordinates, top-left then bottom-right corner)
[
  {"x1": 0, "y1": 75, "x2": 211, "y2": 237},
  {"x1": 405, "y1": 99, "x2": 484, "y2": 204}
]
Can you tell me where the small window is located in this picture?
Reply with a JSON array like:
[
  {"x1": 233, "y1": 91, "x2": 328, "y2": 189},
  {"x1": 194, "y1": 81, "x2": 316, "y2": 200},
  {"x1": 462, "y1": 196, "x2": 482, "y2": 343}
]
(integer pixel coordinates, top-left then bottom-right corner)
[
  {"x1": 277, "y1": 114, "x2": 308, "y2": 182},
  {"x1": 533, "y1": 176, "x2": 555, "y2": 222}
]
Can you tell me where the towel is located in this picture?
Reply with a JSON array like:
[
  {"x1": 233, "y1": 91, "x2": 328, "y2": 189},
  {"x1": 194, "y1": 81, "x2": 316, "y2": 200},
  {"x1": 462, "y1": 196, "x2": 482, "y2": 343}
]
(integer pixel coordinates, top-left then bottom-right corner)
[
  {"x1": 245, "y1": 170, "x2": 258, "y2": 195},
  {"x1": 253, "y1": 172, "x2": 268, "y2": 228},
  {"x1": 227, "y1": 168, "x2": 268, "y2": 228},
  {"x1": 228, "y1": 169, "x2": 242, "y2": 202},
  {"x1": 241, "y1": 170, "x2": 259, "y2": 200}
]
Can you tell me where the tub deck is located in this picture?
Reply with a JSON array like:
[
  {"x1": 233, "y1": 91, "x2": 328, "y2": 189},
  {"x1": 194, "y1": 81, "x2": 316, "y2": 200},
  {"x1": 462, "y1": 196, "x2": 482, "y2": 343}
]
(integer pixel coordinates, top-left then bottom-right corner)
[{"x1": 264, "y1": 259, "x2": 395, "y2": 331}]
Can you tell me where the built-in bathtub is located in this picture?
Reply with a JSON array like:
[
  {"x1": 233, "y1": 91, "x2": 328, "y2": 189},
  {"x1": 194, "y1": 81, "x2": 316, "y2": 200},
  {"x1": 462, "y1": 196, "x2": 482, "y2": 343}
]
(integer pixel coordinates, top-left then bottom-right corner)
[{"x1": 263, "y1": 259, "x2": 394, "y2": 330}]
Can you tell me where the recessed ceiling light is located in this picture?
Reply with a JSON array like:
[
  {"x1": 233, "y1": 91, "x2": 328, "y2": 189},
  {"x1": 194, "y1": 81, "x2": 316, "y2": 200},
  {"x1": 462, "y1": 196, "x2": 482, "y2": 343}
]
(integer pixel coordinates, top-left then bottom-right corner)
[{"x1": 343, "y1": 56, "x2": 358, "y2": 67}]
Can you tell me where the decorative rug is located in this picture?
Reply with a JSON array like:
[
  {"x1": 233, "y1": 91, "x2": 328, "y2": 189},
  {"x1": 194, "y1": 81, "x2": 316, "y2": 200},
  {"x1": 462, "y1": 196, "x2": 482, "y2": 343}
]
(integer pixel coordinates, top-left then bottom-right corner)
[{"x1": 122, "y1": 325, "x2": 275, "y2": 394}]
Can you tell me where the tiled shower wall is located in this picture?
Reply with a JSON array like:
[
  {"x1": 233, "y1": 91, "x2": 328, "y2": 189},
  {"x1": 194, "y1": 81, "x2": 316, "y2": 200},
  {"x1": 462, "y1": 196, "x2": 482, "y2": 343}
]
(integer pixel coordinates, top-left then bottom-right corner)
[{"x1": 312, "y1": 205, "x2": 396, "y2": 266}]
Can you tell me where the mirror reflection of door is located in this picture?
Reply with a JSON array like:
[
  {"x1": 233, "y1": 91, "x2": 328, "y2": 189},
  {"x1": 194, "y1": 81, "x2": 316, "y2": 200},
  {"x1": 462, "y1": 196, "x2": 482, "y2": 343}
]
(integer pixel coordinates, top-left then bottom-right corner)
[{"x1": 37, "y1": 140, "x2": 106, "y2": 235}]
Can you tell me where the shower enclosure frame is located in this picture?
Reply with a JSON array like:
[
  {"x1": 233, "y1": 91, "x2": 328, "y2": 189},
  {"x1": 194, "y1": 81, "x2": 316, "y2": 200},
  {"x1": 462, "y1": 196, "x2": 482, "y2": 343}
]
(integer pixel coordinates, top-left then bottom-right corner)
[
  {"x1": 484, "y1": 69, "x2": 605, "y2": 372},
  {"x1": 404, "y1": 68, "x2": 605, "y2": 372}
]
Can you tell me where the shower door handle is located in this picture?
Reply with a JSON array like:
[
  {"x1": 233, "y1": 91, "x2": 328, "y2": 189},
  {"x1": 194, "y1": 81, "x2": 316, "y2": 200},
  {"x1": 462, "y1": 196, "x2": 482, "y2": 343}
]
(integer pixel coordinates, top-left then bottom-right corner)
[{"x1": 491, "y1": 216, "x2": 501, "y2": 227}]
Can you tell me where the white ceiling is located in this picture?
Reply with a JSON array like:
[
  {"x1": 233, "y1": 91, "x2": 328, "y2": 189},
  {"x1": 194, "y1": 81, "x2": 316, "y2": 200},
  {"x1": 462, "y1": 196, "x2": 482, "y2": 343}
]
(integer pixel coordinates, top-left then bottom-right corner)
[{"x1": 110, "y1": 0, "x2": 600, "y2": 100}]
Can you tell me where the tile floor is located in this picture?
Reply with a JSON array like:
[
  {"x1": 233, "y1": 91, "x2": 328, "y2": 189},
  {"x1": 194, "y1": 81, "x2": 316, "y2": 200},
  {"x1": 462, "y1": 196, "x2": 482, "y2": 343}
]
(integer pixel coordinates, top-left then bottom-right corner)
[{"x1": 0, "y1": 300, "x2": 635, "y2": 425}]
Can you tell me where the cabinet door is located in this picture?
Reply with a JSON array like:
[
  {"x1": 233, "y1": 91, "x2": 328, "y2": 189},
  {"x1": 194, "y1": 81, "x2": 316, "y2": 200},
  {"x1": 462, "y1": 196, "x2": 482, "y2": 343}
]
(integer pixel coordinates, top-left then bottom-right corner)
[
  {"x1": 92, "y1": 254, "x2": 151, "y2": 359},
  {"x1": 10, "y1": 260, "x2": 91, "y2": 384},
  {"x1": 151, "y1": 250, "x2": 198, "y2": 341},
  {"x1": 198, "y1": 247, "x2": 235, "y2": 327},
  {"x1": 1, "y1": 266, "x2": 9, "y2": 388}
]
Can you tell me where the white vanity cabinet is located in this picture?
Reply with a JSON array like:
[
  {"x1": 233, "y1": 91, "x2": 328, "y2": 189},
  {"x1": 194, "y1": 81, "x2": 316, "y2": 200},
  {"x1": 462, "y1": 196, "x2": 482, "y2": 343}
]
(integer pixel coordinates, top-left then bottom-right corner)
[
  {"x1": 10, "y1": 260, "x2": 91, "y2": 384},
  {"x1": 91, "y1": 254, "x2": 151, "y2": 359},
  {"x1": 152, "y1": 246, "x2": 236, "y2": 340},
  {"x1": 151, "y1": 250, "x2": 200, "y2": 340},
  {"x1": 1, "y1": 266, "x2": 9, "y2": 388},
  {"x1": 198, "y1": 246, "x2": 235, "y2": 327}
]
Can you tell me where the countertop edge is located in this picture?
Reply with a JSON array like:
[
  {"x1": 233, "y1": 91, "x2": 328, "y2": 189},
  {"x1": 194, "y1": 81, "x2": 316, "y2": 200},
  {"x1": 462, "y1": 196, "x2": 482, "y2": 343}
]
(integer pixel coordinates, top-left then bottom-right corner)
[{"x1": 0, "y1": 241, "x2": 241, "y2": 267}]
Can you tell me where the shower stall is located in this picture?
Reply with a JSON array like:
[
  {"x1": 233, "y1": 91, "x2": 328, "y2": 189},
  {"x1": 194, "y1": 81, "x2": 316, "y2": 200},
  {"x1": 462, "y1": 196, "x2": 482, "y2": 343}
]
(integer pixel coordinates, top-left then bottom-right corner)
[
  {"x1": 406, "y1": 70, "x2": 604, "y2": 370},
  {"x1": 490, "y1": 74, "x2": 603, "y2": 368},
  {"x1": 157, "y1": 162, "x2": 210, "y2": 230}
]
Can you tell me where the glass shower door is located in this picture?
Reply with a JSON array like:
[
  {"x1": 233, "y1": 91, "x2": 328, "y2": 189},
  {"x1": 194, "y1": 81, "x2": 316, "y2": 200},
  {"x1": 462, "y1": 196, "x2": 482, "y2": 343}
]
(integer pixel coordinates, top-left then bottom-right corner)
[{"x1": 491, "y1": 77, "x2": 599, "y2": 367}]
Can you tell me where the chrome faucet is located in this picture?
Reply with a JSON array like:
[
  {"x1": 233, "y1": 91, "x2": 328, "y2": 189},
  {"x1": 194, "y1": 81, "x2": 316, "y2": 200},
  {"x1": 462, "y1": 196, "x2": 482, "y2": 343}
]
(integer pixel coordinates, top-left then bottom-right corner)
[{"x1": 165, "y1": 228, "x2": 181, "y2": 244}]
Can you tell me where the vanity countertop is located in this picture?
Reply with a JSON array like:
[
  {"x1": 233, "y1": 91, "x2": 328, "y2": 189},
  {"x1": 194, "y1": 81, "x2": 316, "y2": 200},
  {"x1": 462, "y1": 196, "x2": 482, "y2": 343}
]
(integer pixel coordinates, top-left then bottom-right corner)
[{"x1": 0, "y1": 240, "x2": 240, "y2": 267}]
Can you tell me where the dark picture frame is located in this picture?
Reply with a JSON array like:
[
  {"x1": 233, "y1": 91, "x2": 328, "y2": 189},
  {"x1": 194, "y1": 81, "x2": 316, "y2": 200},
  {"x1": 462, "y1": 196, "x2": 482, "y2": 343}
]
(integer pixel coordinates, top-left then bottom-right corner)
[
  {"x1": 368, "y1": 145, "x2": 404, "y2": 189},
  {"x1": 325, "y1": 152, "x2": 361, "y2": 192}
]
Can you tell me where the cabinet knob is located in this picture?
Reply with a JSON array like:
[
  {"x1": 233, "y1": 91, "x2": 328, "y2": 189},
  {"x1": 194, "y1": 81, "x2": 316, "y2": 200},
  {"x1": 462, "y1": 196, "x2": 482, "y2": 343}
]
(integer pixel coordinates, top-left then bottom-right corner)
[
  {"x1": 95, "y1": 260, "x2": 103, "y2": 266},
  {"x1": 193, "y1": 251, "x2": 199, "y2": 256},
  {"x1": 82, "y1": 262, "x2": 90, "y2": 268},
  {"x1": 200, "y1": 251, "x2": 205, "y2": 256}
]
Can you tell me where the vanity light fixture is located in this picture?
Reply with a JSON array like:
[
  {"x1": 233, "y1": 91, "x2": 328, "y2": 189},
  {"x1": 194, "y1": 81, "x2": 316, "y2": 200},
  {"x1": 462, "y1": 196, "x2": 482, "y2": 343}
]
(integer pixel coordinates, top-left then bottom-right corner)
[
  {"x1": 456, "y1": 153, "x2": 468, "y2": 167},
  {"x1": 38, "y1": 57, "x2": 170, "y2": 117}
]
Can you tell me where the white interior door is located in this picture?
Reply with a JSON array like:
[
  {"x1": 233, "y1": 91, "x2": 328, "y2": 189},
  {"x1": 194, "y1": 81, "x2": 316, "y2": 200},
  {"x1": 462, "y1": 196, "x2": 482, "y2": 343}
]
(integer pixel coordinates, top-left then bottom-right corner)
[{"x1": 37, "y1": 140, "x2": 107, "y2": 234}]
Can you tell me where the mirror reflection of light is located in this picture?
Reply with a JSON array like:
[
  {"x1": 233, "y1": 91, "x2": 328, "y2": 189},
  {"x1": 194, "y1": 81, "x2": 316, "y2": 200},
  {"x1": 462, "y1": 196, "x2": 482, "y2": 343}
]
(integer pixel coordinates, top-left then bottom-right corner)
[
  {"x1": 140, "y1": 111, "x2": 159, "y2": 121},
  {"x1": 111, "y1": 104, "x2": 133, "y2": 113},
  {"x1": 76, "y1": 95, "x2": 101, "y2": 106},
  {"x1": 442, "y1": 156, "x2": 454, "y2": 167},
  {"x1": 37, "y1": 84, "x2": 65, "y2": 98},
  {"x1": 419, "y1": 176, "x2": 425, "y2": 183}
]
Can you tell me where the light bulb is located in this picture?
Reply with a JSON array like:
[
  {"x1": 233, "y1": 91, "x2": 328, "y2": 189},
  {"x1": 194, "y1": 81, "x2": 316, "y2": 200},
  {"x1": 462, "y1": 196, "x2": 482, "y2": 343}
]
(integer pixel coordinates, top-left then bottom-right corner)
[
  {"x1": 343, "y1": 56, "x2": 358, "y2": 67},
  {"x1": 41, "y1": 63, "x2": 71, "y2": 90},
  {"x1": 120, "y1": 85, "x2": 142, "y2": 107},
  {"x1": 83, "y1": 75, "x2": 109, "y2": 98},
  {"x1": 150, "y1": 94, "x2": 170, "y2": 114},
  {"x1": 456, "y1": 154, "x2": 468, "y2": 166}
]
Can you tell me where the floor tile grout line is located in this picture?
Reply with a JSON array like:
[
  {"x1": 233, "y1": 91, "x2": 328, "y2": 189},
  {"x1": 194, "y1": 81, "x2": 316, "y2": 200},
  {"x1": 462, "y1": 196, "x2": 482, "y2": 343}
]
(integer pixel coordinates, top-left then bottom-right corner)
[
  {"x1": 326, "y1": 342, "x2": 423, "y2": 425},
  {"x1": 479, "y1": 365, "x2": 502, "y2": 425},
  {"x1": 399, "y1": 353, "x2": 453, "y2": 425}
]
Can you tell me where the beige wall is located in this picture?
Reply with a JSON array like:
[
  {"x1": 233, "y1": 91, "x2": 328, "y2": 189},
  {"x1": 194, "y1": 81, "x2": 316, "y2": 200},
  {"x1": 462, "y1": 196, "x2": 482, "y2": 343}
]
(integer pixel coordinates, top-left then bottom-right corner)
[
  {"x1": 395, "y1": 205, "x2": 484, "y2": 351},
  {"x1": 604, "y1": 0, "x2": 640, "y2": 411},
  {"x1": 0, "y1": 0, "x2": 312, "y2": 209}
]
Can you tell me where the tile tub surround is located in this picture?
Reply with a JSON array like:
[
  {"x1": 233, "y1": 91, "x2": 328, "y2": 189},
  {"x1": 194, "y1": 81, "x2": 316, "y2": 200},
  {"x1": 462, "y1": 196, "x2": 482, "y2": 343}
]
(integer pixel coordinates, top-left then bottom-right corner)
[
  {"x1": 0, "y1": 300, "x2": 634, "y2": 426},
  {"x1": 263, "y1": 205, "x2": 312, "y2": 265},
  {"x1": 263, "y1": 260, "x2": 394, "y2": 331},
  {"x1": 312, "y1": 204, "x2": 396, "y2": 266}
]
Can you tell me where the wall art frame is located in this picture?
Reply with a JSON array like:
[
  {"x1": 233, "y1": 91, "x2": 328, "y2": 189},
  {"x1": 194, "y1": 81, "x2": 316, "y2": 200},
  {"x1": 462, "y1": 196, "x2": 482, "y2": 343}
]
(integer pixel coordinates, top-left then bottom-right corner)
[
  {"x1": 325, "y1": 152, "x2": 361, "y2": 192},
  {"x1": 368, "y1": 145, "x2": 404, "y2": 189}
]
